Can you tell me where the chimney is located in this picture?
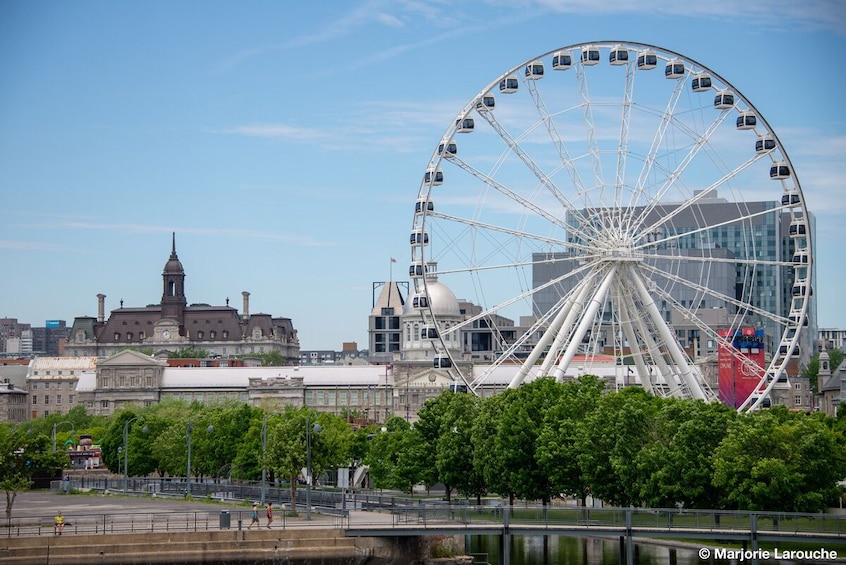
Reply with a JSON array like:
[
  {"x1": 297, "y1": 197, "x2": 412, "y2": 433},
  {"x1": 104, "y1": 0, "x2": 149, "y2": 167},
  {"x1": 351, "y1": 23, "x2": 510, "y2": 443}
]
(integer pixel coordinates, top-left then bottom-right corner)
[
  {"x1": 97, "y1": 294, "x2": 106, "y2": 323},
  {"x1": 242, "y1": 291, "x2": 250, "y2": 321}
]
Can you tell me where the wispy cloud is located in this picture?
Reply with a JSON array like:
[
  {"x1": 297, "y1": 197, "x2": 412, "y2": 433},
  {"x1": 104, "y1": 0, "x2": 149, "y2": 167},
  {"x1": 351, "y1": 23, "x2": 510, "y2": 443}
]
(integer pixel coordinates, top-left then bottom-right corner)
[
  {"x1": 22, "y1": 221, "x2": 341, "y2": 247},
  {"x1": 526, "y1": 0, "x2": 845, "y2": 34},
  {"x1": 0, "y1": 240, "x2": 63, "y2": 251},
  {"x1": 216, "y1": 98, "x2": 460, "y2": 153}
]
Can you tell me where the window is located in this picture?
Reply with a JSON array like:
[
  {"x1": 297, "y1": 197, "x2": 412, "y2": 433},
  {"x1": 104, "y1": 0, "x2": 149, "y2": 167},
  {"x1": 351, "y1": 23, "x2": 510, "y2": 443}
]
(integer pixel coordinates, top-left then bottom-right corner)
[
  {"x1": 69, "y1": 395, "x2": 74, "y2": 404},
  {"x1": 101, "y1": 400, "x2": 110, "y2": 408},
  {"x1": 44, "y1": 395, "x2": 49, "y2": 404},
  {"x1": 794, "y1": 395, "x2": 802, "y2": 406},
  {"x1": 57, "y1": 395, "x2": 62, "y2": 405},
  {"x1": 32, "y1": 396, "x2": 37, "y2": 405},
  {"x1": 794, "y1": 383, "x2": 802, "y2": 390}
]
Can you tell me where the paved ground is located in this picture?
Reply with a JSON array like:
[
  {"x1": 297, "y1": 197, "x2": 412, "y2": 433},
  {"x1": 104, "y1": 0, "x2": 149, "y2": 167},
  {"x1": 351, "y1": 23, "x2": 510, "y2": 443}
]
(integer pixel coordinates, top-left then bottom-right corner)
[{"x1": 10, "y1": 491, "x2": 251, "y2": 518}]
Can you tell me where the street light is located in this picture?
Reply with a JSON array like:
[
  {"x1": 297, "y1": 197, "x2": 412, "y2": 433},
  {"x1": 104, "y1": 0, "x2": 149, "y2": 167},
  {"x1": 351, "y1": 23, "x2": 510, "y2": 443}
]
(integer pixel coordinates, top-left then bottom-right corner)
[
  {"x1": 260, "y1": 415, "x2": 267, "y2": 505},
  {"x1": 52, "y1": 421, "x2": 75, "y2": 453},
  {"x1": 186, "y1": 418, "x2": 213, "y2": 497},
  {"x1": 305, "y1": 414, "x2": 322, "y2": 520},
  {"x1": 123, "y1": 417, "x2": 147, "y2": 495}
]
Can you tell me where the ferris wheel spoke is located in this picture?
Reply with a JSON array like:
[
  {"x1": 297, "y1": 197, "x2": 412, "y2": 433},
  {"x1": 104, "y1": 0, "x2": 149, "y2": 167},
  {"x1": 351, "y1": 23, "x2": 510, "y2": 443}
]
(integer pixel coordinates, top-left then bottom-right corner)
[
  {"x1": 629, "y1": 76, "x2": 686, "y2": 208},
  {"x1": 524, "y1": 75, "x2": 593, "y2": 206},
  {"x1": 637, "y1": 262, "x2": 785, "y2": 326},
  {"x1": 633, "y1": 152, "x2": 774, "y2": 241},
  {"x1": 573, "y1": 57, "x2": 606, "y2": 207},
  {"x1": 427, "y1": 211, "x2": 569, "y2": 250},
  {"x1": 613, "y1": 61, "x2": 636, "y2": 221},
  {"x1": 635, "y1": 201, "x2": 791, "y2": 254},
  {"x1": 474, "y1": 109, "x2": 589, "y2": 227},
  {"x1": 443, "y1": 155, "x2": 600, "y2": 243},
  {"x1": 630, "y1": 109, "x2": 734, "y2": 231}
]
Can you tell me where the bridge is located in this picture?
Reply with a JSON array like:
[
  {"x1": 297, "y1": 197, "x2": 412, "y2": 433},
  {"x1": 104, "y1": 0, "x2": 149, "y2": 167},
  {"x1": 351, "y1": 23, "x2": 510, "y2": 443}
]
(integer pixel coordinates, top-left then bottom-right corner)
[{"x1": 342, "y1": 505, "x2": 846, "y2": 565}]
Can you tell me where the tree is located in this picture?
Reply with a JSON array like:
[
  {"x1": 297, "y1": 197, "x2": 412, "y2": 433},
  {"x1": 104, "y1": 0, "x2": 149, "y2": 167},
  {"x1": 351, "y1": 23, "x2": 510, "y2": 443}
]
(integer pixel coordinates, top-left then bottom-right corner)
[
  {"x1": 168, "y1": 347, "x2": 210, "y2": 359},
  {"x1": 436, "y1": 392, "x2": 484, "y2": 503},
  {"x1": 536, "y1": 375, "x2": 605, "y2": 505},
  {"x1": 497, "y1": 378, "x2": 566, "y2": 505},
  {"x1": 364, "y1": 416, "x2": 412, "y2": 491},
  {"x1": 801, "y1": 349, "x2": 844, "y2": 394},
  {"x1": 472, "y1": 392, "x2": 509, "y2": 502},
  {"x1": 0, "y1": 426, "x2": 33, "y2": 525},
  {"x1": 577, "y1": 386, "x2": 660, "y2": 507},
  {"x1": 636, "y1": 398, "x2": 735, "y2": 509},
  {"x1": 712, "y1": 406, "x2": 846, "y2": 511},
  {"x1": 265, "y1": 406, "x2": 349, "y2": 512}
]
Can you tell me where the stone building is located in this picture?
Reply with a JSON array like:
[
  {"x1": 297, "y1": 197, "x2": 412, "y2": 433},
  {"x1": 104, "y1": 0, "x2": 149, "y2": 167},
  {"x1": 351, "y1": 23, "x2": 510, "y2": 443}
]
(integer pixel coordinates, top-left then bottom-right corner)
[
  {"x1": 26, "y1": 356, "x2": 98, "y2": 419},
  {"x1": 66, "y1": 234, "x2": 299, "y2": 363}
]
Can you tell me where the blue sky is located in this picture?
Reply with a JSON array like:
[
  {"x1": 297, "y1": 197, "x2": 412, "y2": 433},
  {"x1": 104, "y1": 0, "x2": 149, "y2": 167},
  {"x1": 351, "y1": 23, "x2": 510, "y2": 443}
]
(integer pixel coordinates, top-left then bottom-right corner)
[{"x1": 1, "y1": 1, "x2": 844, "y2": 350}]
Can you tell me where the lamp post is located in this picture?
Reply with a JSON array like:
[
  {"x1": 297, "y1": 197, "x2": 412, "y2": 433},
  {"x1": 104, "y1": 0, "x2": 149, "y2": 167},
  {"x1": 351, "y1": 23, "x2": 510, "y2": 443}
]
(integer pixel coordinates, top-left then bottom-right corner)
[
  {"x1": 305, "y1": 414, "x2": 322, "y2": 520},
  {"x1": 52, "y1": 421, "x2": 75, "y2": 453},
  {"x1": 123, "y1": 417, "x2": 147, "y2": 495},
  {"x1": 186, "y1": 418, "x2": 213, "y2": 497},
  {"x1": 260, "y1": 415, "x2": 267, "y2": 505}
]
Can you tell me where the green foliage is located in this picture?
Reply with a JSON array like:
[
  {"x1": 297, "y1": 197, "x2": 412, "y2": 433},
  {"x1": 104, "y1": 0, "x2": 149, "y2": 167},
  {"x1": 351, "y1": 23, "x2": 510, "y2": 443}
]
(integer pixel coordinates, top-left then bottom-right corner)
[
  {"x1": 168, "y1": 347, "x2": 210, "y2": 359},
  {"x1": 7, "y1": 375, "x2": 844, "y2": 515},
  {"x1": 712, "y1": 406, "x2": 846, "y2": 512},
  {"x1": 801, "y1": 350, "x2": 844, "y2": 394}
]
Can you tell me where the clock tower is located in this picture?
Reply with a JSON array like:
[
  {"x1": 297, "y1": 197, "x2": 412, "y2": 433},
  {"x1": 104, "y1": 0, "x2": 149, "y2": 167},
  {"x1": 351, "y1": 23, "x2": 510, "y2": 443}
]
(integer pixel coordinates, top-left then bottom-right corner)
[{"x1": 161, "y1": 232, "x2": 187, "y2": 327}]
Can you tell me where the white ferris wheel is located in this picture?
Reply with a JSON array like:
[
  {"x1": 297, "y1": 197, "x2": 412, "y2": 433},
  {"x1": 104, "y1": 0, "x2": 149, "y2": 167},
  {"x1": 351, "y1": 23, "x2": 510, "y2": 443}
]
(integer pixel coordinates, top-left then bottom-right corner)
[{"x1": 409, "y1": 41, "x2": 812, "y2": 412}]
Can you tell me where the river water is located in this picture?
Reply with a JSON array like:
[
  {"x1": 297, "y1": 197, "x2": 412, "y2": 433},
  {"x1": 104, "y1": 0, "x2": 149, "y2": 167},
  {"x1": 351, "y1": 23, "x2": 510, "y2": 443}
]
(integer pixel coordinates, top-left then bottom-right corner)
[{"x1": 465, "y1": 534, "x2": 821, "y2": 565}]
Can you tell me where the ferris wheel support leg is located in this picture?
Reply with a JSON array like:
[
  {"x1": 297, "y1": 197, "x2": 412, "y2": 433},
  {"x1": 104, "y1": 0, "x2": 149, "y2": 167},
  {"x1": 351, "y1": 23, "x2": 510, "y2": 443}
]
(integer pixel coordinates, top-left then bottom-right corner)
[
  {"x1": 509, "y1": 294, "x2": 575, "y2": 389},
  {"x1": 629, "y1": 269, "x2": 708, "y2": 401},
  {"x1": 618, "y1": 291, "x2": 655, "y2": 394},
  {"x1": 537, "y1": 280, "x2": 595, "y2": 376},
  {"x1": 552, "y1": 265, "x2": 618, "y2": 381}
]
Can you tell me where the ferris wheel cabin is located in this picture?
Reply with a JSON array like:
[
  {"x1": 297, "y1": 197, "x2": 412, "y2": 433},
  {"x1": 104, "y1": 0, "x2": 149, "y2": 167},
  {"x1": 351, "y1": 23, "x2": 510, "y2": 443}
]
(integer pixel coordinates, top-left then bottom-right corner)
[
  {"x1": 499, "y1": 75, "x2": 519, "y2": 93},
  {"x1": 424, "y1": 168, "x2": 444, "y2": 185},
  {"x1": 714, "y1": 90, "x2": 734, "y2": 109},
  {"x1": 552, "y1": 51, "x2": 572, "y2": 70},
  {"x1": 609, "y1": 45, "x2": 629, "y2": 65},
  {"x1": 455, "y1": 117, "x2": 474, "y2": 133},
  {"x1": 637, "y1": 50, "x2": 657, "y2": 70},
  {"x1": 756, "y1": 134, "x2": 776, "y2": 153},
  {"x1": 433, "y1": 356, "x2": 452, "y2": 368},
  {"x1": 665, "y1": 59, "x2": 685, "y2": 79},
  {"x1": 788, "y1": 220, "x2": 807, "y2": 236},
  {"x1": 476, "y1": 95, "x2": 495, "y2": 112},
  {"x1": 412, "y1": 295, "x2": 429, "y2": 308},
  {"x1": 421, "y1": 326, "x2": 439, "y2": 340},
  {"x1": 691, "y1": 73, "x2": 712, "y2": 92},
  {"x1": 736, "y1": 111, "x2": 757, "y2": 130},
  {"x1": 525, "y1": 61, "x2": 544, "y2": 79},
  {"x1": 781, "y1": 188, "x2": 800, "y2": 206},
  {"x1": 415, "y1": 198, "x2": 434, "y2": 214},
  {"x1": 581, "y1": 45, "x2": 600, "y2": 65},
  {"x1": 438, "y1": 140, "x2": 457, "y2": 158},
  {"x1": 769, "y1": 161, "x2": 791, "y2": 180},
  {"x1": 410, "y1": 229, "x2": 429, "y2": 245}
]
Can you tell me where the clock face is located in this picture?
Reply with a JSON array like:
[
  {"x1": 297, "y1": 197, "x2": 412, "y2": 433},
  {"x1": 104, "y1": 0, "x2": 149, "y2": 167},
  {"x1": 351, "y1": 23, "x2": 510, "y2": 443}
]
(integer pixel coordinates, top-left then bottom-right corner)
[{"x1": 162, "y1": 330, "x2": 171, "y2": 339}]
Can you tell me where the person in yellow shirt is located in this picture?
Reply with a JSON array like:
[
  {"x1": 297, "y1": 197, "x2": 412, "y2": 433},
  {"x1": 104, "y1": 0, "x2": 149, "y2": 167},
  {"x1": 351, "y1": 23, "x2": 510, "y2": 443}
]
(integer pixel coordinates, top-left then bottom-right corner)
[{"x1": 55, "y1": 511, "x2": 65, "y2": 535}]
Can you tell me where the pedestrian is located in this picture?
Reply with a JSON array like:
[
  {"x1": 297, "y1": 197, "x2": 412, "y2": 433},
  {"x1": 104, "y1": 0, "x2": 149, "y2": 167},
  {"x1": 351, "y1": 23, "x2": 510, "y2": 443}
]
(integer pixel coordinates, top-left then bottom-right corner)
[
  {"x1": 248, "y1": 502, "x2": 260, "y2": 529},
  {"x1": 54, "y1": 511, "x2": 65, "y2": 535},
  {"x1": 265, "y1": 501, "x2": 273, "y2": 528}
]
